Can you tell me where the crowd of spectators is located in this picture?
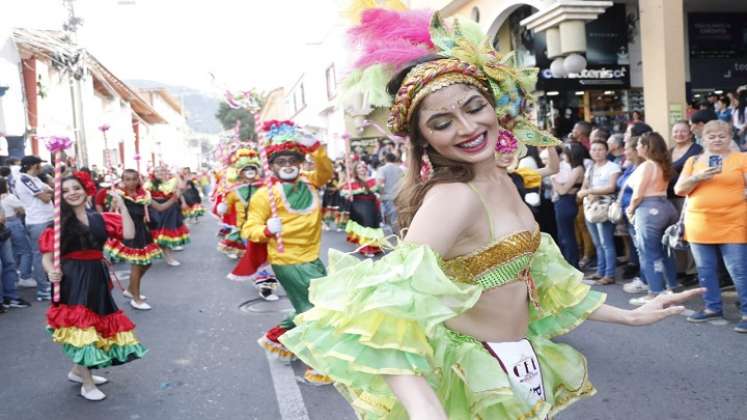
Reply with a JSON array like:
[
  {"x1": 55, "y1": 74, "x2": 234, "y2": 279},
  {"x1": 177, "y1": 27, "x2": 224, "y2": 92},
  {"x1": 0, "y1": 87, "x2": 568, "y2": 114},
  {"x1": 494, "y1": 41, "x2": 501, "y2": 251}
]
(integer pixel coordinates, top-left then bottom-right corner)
[{"x1": 522, "y1": 104, "x2": 746, "y2": 333}]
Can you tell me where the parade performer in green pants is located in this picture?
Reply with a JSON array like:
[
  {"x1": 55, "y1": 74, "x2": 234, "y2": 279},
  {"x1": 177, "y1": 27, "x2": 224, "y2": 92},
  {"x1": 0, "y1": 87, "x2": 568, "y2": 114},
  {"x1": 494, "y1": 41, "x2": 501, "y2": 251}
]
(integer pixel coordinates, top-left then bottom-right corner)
[{"x1": 241, "y1": 119, "x2": 333, "y2": 385}]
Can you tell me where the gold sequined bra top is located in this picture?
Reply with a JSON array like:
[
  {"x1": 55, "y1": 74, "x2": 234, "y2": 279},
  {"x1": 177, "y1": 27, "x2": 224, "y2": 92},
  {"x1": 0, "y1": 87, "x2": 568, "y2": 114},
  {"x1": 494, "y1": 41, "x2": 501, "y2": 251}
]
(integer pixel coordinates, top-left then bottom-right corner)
[{"x1": 440, "y1": 183, "x2": 542, "y2": 292}]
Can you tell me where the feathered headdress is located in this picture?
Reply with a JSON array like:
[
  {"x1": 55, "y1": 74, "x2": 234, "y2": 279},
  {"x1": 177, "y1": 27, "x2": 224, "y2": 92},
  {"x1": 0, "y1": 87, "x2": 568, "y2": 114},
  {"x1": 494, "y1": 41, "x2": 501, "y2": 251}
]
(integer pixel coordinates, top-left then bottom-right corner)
[
  {"x1": 342, "y1": 7, "x2": 559, "y2": 148},
  {"x1": 261, "y1": 120, "x2": 317, "y2": 161}
]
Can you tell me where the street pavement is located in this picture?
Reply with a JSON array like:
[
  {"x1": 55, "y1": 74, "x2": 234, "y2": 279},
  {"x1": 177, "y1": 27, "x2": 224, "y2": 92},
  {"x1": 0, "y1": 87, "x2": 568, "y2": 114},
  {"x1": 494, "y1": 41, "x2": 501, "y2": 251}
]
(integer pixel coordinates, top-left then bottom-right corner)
[{"x1": 0, "y1": 216, "x2": 744, "y2": 420}]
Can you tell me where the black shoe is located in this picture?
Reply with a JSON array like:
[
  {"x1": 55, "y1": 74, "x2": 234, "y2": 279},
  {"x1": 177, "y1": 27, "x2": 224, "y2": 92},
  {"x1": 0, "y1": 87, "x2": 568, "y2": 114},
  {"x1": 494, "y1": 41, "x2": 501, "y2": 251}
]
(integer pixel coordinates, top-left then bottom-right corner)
[
  {"x1": 0, "y1": 304, "x2": 7, "y2": 313},
  {"x1": 622, "y1": 264, "x2": 640, "y2": 280},
  {"x1": 4, "y1": 298, "x2": 31, "y2": 308}
]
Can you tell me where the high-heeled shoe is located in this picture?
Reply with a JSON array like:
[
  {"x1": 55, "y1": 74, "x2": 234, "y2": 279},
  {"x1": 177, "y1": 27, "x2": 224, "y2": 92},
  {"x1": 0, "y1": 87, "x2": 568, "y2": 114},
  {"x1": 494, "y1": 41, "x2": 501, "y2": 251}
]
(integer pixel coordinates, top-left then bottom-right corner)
[{"x1": 123, "y1": 290, "x2": 147, "y2": 300}]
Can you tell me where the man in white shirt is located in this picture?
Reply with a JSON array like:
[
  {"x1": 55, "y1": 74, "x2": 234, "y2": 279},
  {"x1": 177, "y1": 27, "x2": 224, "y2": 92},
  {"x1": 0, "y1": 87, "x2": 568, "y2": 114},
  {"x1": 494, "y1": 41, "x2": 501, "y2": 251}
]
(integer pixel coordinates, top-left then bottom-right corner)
[
  {"x1": 376, "y1": 153, "x2": 404, "y2": 234},
  {"x1": 15, "y1": 156, "x2": 54, "y2": 301}
]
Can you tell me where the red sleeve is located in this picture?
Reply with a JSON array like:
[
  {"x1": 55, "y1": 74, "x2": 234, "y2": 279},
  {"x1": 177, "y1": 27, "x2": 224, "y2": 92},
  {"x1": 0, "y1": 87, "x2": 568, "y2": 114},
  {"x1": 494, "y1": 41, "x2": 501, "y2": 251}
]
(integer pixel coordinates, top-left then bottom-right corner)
[
  {"x1": 101, "y1": 212, "x2": 123, "y2": 240},
  {"x1": 38, "y1": 227, "x2": 55, "y2": 254},
  {"x1": 94, "y1": 188, "x2": 109, "y2": 207}
]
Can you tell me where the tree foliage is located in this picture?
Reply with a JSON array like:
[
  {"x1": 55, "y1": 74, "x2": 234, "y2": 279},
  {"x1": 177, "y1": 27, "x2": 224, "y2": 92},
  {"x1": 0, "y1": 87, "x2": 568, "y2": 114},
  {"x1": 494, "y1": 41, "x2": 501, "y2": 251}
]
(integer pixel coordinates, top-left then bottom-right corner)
[{"x1": 215, "y1": 102, "x2": 256, "y2": 140}]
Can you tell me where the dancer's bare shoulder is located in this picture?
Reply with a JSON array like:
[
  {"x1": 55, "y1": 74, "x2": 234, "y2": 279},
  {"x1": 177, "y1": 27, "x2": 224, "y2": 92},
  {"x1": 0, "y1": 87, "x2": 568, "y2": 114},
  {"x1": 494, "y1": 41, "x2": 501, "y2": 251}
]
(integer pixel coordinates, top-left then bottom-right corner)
[{"x1": 405, "y1": 183, "x2": 483, "y2": 256}]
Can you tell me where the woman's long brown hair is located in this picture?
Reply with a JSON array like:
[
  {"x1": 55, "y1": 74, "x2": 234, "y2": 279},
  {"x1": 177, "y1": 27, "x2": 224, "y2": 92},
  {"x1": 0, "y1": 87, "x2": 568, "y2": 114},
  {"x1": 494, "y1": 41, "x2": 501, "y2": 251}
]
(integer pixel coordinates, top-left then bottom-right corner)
[
  {"x1": 639, "y1": 132, "x2": 674, "y2": 180},
  {"x1": 386, "y1": 55, "x2": 495, "y2": 230}
]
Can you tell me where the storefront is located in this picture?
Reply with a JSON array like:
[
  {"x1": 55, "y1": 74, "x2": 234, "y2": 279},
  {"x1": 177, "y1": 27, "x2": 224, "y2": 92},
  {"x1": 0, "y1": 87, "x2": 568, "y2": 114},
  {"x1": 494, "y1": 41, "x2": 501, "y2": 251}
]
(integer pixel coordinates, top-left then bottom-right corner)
[
  {"x1": 687, "y1": 12, "x2": 747, "y2": 97},
  {"x1": 512, "y1": 3, "x2": 638, "y2": 137}
]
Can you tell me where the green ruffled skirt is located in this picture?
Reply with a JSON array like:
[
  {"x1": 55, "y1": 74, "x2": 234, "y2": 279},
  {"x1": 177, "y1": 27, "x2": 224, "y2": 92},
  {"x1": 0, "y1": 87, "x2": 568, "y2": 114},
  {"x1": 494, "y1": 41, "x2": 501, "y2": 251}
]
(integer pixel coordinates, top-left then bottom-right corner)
[{"x1": 281, "y1": 235, "x2": 606, "y2": 419}]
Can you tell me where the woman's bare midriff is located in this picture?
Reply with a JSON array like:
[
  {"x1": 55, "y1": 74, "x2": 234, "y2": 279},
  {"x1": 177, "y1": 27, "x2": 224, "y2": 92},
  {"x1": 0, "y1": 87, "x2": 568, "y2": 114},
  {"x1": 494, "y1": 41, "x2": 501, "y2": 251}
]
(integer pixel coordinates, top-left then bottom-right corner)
[{"x1": 444, "y1": 280, "x2": 530, "y2": 342}]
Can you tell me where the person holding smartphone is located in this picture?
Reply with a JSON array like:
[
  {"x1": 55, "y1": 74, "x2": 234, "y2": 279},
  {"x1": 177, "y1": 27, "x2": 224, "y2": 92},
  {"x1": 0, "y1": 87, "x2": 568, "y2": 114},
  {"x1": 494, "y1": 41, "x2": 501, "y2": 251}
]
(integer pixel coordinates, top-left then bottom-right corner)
[{"x1": 675, "y1": 120, "x2": 747, "y2": 333}]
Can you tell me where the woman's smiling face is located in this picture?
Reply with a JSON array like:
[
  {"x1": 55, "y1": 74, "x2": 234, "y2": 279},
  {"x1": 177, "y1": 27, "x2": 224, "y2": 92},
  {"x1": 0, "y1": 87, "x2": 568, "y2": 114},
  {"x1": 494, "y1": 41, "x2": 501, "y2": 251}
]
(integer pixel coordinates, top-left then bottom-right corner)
[
  {"x1": 416, "y1": 84, "x2": 499, "y2": 164},
  {"x1": 62, "y1": 179, "x2": 86, "y2": 207}
]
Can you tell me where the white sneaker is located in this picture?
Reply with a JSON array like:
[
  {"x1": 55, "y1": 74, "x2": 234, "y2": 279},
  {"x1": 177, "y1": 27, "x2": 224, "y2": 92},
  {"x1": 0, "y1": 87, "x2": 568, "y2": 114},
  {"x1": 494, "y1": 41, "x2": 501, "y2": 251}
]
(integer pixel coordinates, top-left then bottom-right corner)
[
  {"x1": 80, "y1": 385, "x2": 106, "y2": 401},
  {"x1": 123, "y1": 290, "x2": 147, "y2": 300},
  {"x1": 227, "y1": 253, "x2": 239, "y2": 260},
  {"x1": 623, "y1": 278, "x2": 649, "y2": 294},
  {"x1": 629, "y1": 294, "x2": 656, "y2": 306},
  {"x1": 130, "y1": 299, "x2": 152, "y2": 310},
  {"x1": 68, "y1": 371, "x2": 108, "y2": 385},
  {"x1": 166, "y1": 259, "x2": 181, "y2": 267},
  {"x1": 172, "y1": 246, "x2": 185, "y2": 252},
  {"x1": 17, "y1": 278, "x2": 37, "y2": 288}
]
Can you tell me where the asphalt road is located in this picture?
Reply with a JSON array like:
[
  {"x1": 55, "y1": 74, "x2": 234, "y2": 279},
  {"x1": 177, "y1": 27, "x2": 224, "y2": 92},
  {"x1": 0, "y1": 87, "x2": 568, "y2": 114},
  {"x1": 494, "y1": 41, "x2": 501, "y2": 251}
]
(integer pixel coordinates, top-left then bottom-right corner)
[{"x1": 0, "y1": 216, "x2": 744, "y2": 420}]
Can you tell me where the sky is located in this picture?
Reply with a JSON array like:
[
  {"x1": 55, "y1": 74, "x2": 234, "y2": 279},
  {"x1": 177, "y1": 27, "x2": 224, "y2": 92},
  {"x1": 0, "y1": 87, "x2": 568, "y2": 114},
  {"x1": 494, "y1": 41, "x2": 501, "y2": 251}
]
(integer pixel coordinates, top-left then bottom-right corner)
[{"x1": 2, "y1": 0, "x2": 349, "y2": 94}]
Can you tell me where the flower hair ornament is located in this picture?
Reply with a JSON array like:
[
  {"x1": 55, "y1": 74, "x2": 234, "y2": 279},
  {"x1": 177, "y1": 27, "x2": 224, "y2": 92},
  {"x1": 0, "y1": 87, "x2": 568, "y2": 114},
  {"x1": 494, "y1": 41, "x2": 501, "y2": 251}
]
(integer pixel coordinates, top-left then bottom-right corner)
[
  {"x1": 72, "y1": 171, "x2": 97, "y2": 197},
  {"x1": 495, "y1": 130, "x2": 518, "y2": 155}
]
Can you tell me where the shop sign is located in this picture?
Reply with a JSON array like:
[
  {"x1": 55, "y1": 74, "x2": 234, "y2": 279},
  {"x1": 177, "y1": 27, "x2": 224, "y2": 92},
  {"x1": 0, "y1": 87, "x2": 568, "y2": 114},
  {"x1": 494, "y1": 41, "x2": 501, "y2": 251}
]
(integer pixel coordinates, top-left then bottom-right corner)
[
  {"x1": 538, "y1": 65, "x2": 630, "y2": 90},
  {"x1": 530, "y1": 4, "x2": 631, "y2": 91},
  {"x1": 688, "y1": 13, "x2": 747, "y2": 90}
]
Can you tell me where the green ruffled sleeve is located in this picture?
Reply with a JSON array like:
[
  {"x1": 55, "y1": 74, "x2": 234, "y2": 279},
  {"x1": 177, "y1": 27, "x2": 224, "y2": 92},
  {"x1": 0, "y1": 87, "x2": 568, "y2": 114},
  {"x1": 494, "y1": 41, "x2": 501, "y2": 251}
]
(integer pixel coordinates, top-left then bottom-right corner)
[
  {"x1": 528, "y1": 233, "x2": 606, "y2": 339},
  {"x1": 279, "y1": 244, "x2": 481, "y2": 393}
]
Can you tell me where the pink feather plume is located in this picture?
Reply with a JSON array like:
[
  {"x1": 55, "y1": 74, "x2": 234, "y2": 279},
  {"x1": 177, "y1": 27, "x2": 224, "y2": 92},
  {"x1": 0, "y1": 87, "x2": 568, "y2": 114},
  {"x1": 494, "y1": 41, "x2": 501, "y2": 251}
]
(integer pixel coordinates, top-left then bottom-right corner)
[{"x1": 349, "y1": 8, "x2": 434, "y2": 69}]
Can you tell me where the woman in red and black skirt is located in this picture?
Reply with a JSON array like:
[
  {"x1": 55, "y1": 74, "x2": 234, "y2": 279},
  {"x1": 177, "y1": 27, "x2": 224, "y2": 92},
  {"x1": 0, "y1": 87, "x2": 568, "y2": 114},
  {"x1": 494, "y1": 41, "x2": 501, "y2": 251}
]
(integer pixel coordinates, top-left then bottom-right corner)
[
  {"x1": 104, "y1": 169, "x2": 163, "y2": 310},
  {"x1": 145, "y1": 168, "x2": 189, "y2": 266},
  {"x1": 41, "y1": 175, "x2": 146, "y2": 401},
  {"x1": 343, "y1": 161, "x2": 385, "y2": 257}
]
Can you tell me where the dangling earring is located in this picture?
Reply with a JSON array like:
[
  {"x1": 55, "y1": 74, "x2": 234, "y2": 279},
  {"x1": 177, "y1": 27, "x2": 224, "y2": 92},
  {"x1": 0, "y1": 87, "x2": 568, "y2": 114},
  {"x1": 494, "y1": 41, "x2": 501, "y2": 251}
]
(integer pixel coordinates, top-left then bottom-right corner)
[{"x1": 420, "y1": 150, "x2": 433, "y2": 182}]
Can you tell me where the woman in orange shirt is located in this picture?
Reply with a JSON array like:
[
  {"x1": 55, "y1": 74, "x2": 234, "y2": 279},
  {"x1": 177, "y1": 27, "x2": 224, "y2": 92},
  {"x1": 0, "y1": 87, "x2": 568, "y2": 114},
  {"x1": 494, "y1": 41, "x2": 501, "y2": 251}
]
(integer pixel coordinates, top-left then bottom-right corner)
[{"x1": 675, "y1": 120, "x2": 747, "y2": 332}]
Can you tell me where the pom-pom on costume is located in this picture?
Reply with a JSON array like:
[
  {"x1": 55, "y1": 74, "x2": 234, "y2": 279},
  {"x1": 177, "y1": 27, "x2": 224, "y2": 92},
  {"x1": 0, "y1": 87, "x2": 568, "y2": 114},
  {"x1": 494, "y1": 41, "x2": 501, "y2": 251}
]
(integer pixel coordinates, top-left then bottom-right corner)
[
  {"x1": 279, "y1": 7, "x2": 607, "y2": 419},
  {"x1": 240, "y1": 120, "x2": 333, "y2": 379},
  {"x1": 104, "y1": 187, "x2": 163, "y2": 266},
  {"x1": 41, "y1": 212, "x2": 147, "y2": 368},
  {"x1": 342, "y1": 178, "x2": 385, "y2": 257},
  {"x1": 144, "y1": 176, "x2": 190, "y2": 249}
]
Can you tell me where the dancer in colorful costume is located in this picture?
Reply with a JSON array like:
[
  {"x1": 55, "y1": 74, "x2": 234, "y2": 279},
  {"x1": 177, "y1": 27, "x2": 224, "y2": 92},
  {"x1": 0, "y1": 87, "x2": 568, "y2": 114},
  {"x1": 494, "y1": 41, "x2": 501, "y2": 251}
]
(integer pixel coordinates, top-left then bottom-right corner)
[
  {"x1": 145, "y1": 167, "x2": 189, "y2": 266},
  {"x1": 241, "y1": 119, "x2": 333, "y2": 385},
  {"x1": 216, "y1": 151, "x2": 257, "y2": 259},
  {"x1": 321, "y1": 170, "x2": 342, "y2": 231},
  {"x1": 210, "y1": 168, "x2": 233, "y2": 241},
  {"x1": 104, "y1": 169, "x2": 163, "y2": 311},
  {"x1": 279, "y1": 9, "x2": 702, "y2": 419},
  {"x1": 42, "y1": 174, "x2": 146, "y2": 401},
  {"x1": 223, "y1": 148, "x2": 279, "y2": 300},
  {"x1": 343, "y1": 160, "x2": 385, "y2": 257},
  {"x1": 181, "y1": 171, "x2": 205, "y2": 224}
]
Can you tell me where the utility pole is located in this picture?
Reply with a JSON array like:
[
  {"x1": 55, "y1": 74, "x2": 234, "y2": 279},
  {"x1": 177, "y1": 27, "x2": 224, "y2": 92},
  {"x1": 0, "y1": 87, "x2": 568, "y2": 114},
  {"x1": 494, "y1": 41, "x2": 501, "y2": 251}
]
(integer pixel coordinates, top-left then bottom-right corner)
[{"x1": 61, "y1": 0, "x2": 88, "y2": 166}]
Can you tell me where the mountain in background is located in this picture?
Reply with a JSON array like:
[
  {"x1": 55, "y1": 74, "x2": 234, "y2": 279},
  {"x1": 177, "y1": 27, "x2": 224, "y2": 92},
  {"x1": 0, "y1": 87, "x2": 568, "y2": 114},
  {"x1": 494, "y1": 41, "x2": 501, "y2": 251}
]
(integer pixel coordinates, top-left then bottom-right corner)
[{"x1": 127, "y1": 80, "x2": 223, "y2": 134}]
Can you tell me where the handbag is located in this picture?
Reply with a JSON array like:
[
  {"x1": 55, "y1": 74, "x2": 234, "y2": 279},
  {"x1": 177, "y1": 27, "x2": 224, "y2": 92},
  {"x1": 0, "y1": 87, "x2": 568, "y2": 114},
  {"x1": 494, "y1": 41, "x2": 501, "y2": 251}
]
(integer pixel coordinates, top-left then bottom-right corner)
[
  {"x1": 584, "y1": 195, "x2": 613, "y2": 223},
  {"x1": 662, "y1": 198, "x2": 688, "y2": 256},
  {"x1": 608, "y1": 197, "x2": 624, "y2": 223},
  {"x1": 582, "y1": 165, "x2": 614, "y2": 223}
]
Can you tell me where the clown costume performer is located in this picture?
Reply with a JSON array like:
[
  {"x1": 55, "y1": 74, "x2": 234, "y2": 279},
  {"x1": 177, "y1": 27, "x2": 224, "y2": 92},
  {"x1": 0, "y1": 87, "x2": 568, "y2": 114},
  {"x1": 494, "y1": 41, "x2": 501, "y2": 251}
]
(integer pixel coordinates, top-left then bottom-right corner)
[
  {"x1": 104, "y1": 169, "x2": 163, "y2": 311},
  {"x1": 42, "y1": 175, "x2": 146, "y2": 401},
  {"x1": 279, "y1": 8, "x2": 702, "y2": 419},
  {"x1": 241, "y1": 120, "x2": 334, "y2": 385},
  {"x1": 223, "y1": 148, "x2": 279, "y2": 300}
]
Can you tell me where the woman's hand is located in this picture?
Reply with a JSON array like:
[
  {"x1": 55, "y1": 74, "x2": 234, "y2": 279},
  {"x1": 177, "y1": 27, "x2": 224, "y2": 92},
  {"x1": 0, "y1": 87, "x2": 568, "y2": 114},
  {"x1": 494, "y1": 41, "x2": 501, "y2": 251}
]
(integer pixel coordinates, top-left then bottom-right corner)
[
  {"x1": 625, "y1": 206, "x2": 635, "y2": 222},
  {"x1": 48, "y1": 270, "x2": 63, "y2": 283},
  {"x1": 626, "y1": 288, "x2": 705, "y2": 326},
  {"x1": 692, "y1": 166, "x2": 721, "y2": 183},
  {"x1": 110, "y1": 191, "x2": 126, "y2": 213}
]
